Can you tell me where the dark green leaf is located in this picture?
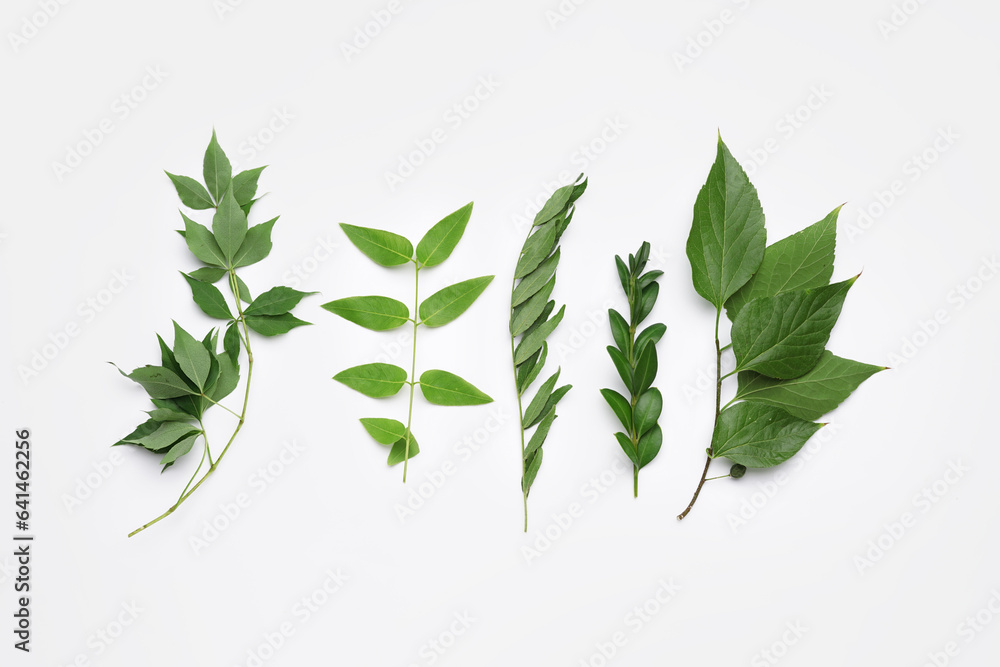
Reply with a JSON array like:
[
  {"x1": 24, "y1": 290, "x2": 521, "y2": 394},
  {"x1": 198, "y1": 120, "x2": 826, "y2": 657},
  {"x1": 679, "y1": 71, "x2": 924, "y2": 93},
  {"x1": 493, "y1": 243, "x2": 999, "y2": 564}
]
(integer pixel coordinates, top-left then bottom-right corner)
[
  {"x1": 127, "y1": 365, "x2": 196, "y2": 399},
  {"x1": 606, "y1": 345, "x2": 632, "y2": 389},
  {"x1": 634, "y1": 323, "x2": 666, "y2": 359},
  {"x1": 523, "y1": 369, "x2": 560, "y2": 428},
  {"x1": 511, "y1": 248, "x2": 560, "y2": 308},
  {"x1": 637, "y1": 424, "x2": 662, "y2": 469},
  {"x1": 166, "y1": 172, "x2": 214, "y2": 210},
  {"x1": 212, "y1": 188, "x2": 248, "y2": 263},
  {"x1": 419, "y1": 369, "x2": 493, "y2": 406},
  {"x1": 208, "y1": 350, "x2": 239, "y2": 402},
  {"x1": 322, "y1": 295, "x2": 409, "y2": 331},
  {"x1": 636, "y1": 282, "x2": 659, "y2": 324},
  {"x1": 524, "y1": 409, "x2": 556, "y2": 459},
  {"x1": 360, "y1": 418, "x2": 407, "y2": 446},
  {"x1": 223, "y1": 322, "x2": 241, "y2": 363},
  {"x1": 515, "y1": 221, "x2": 558, "y2": 279},
  {"x1": 712, "y1": 403, "x2": 823, "y2": 468},
  {"x1": 181, "y1": 273, "x2": 233, "y2": 320},
  {"x1": 510, "y1": 276, "x2": 555, "y2": 336},
  {"x1": 232, "y1": 166, "x2": 266, "y2": 206},
  {"x1": 112, "y1": 419, "x2": 159, "y2": 447},
  {"x1": 420, "y1": 275, "x2": 494, "y2": 327},
  {"x1": 232, "y1": 217, "x2": 277, "y2": 268},
  {"x1": 638, "y1": 269, "x2": 663, "y2": 288},
  {"x1": 633, "y1": 388, "x2": 662, "y2": 437},
  {"x1": 181, "y1": 213, "x2": 227, "y2": 268},
  {"x1": 513, "y1": 305, "x2": 565, "y2": 365},
  {"x1": 340, "y1": 223, "x2": 413, "y2": 266},
  {"x1": 615, "y1": 432, "x2": 638, "y2": 467},
  {"x1": 334, "y1": 363, "x2": 408, "y2": 398},
  {"x1": 416, "y1": 202, "x2": 473, "y2": 267},
  {"x1": 125, "y1": 421, "x2": 201, "y2": 452},
  {"x1": 600, "y1": 388, "x2": 632, "y2": 432},
  {"x1": 246, "y1": 286, "x2": 315, "y2": 317},
  {"x1": 203, "y1": 130, "x2": 232, "y2": 203},
  {"x1": 517, "y1": 342, "x2": 547, "y2": 395},
  {"x1": 608, "y1": 309, "x2": 629, "y2": 354},
  {"x1": 234, "y1": 275, "x2": 252, "y2": 303},
  {"x1": 615, "y1": 256, "x2": 630, "y2": 296},
  {"x1": 172, "y1": 322, "x2": 211, "y2": 390},
  {"x1": 532, "y1": 184, "x2": 574, "y2": 226},
  {"x1": 522, "y1": 448, "x2": 543, "y2": 493},
  {"x1": 527, "y1": 385, "x2": 570, "y2": 429},
  {"x1": 632, "y1": 343, "x2": 657, "y2": 396},
  {"x1": 245, "y1": 313, "x2": 310, "y2": 337},
  {"x1": 147, "y1": 408, "x2": 194, "y2": 422},
  {"x1": 188, "y1": 267, "x2": 227, "y2": 283},
  {"x1": 160, "y1": 433, "x2": 199, "y2": 467}
]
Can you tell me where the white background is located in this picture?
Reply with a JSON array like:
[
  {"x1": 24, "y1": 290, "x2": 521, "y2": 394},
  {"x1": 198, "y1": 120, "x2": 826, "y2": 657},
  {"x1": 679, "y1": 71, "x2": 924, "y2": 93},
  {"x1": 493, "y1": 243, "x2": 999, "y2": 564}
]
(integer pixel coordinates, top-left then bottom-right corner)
[{"x1": 2, "y1": 1, "x2": 998, "y2": 665}]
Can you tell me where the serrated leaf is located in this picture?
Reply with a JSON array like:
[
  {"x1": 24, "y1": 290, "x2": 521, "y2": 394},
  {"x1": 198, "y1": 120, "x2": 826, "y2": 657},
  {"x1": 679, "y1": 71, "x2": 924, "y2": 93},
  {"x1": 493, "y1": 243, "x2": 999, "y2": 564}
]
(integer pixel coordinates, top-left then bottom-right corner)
[
  {"x1": 182, "y1": 273, "x2": 233, "y2": 320},
  {"x1": 322, "y1": 295, "x2": 409, "y2": 331},
  {"x1": 334, "y1": 363, "x2": 407, "y2": 398},
  {"x1": 608, "y1": 309, "x2": 629, "y2": 354},
  {"x1": 522, "y1": 448, "x2": 543, "y2": 493},
  {"x1": 712, "y1": 403, "x2": 823, "y2": 468},
  {"x1": 732, "y1": 277, "x2": 856, "y2": 379},
  {"x1": 246, "y1": 286, "x2": 315, "y2": 317},
  {"x1": 126, "y1": 421, "x2": 201, "y2": 452},
  {"x1": 735, "y1": 351, "x2": 884, "y2": 420},
  {"x1": 160, "y1": 433, "x2": 199, "y2": 467},
  {"x1": 632, "y1": 344, "x2": 658, "y2": 397},
  {"x1": 510, "y1": 276, "x2": 555, "y2": 336},
  {"x1": 171, "y1": 322, "x2": 211, "y2": 390},
  {"x1": 203, "y1": 130, "x2": 232, "y2": 203},
  {"x1": 340, "y1": 223, "x2": 413, "y2": 266},
  {"x1": 127, "y1": 365, "x2": 196, "y2": 399},
  {"x1": 245, "y1": 313, "x2": 310, "y2": 337},
  {"x1": 726, "y1": 206, "x2": 840, "y2": 321},
  {"x1": 515, "y1": 221, "x2": 558, "y2": 280},
  {"x1": 532, "y1": 184, "x2": 574, "y2": 226},
  {"x1": 686, "y1": 136, "x2": 767, "y2": 309},
  {"x1": 511, "y1": 248, "x2": 560, "y2": 308},
  {"x1": 524, "y1": 409, "x2": 557, "y2": 459},
  {"x1": 615, "y1": 432, "x2": 639, "y2": 467},
  {"x1": 514, "y1": 305, "x2": 565, "y2": 365},
  {"x1": 416, "y1": 202, "x2": 473, "y2": 267},
  {"x1": 232, "y1": 166, "x2": 266, "y2": 206},
  {"x1": 634, "y1": 323, "x2": 666, "y2": 359},
  {"x1": 517, "y1": 342, "x2": 547, "y2": 395},
  {"x1": 600, "y1": 388, "x2": 632, "y2": 432},
  {"x1": 420, "y1": 275, "x2": 494, "y2": 327},
  {"x1": 637, "y1": 424, "x2": 662, "y2": 469},
  {"x1": 523, "y1": 369, "x2": 560, "y2": 428},
  {"x1": 232, "y1": 217, "x2": 277, "y2": 268},
  {"x1": 166, "y1": 172, "x2": 214, "y2": 210},
  {"x1": 360, "y1": 418, "x2": 407, "y2": 446},
  {"x1": 188, "y1": 267, "x2": 227, "y2": 283},
  {"x1": 606, "y1": 345, "x2": 632, "y2": 389},
  {"x1": 387, "y1": 433, "x2": 420, "y2": 466},
  {"x1": 212, "y1": 188, "x2": 248, "y2": 263},
  {"x1": 181, "y1": 212, "x2": 227, "y2": 268},
  {"x1": 419, "y1": 369, "x2": 493, "y2": 406}
]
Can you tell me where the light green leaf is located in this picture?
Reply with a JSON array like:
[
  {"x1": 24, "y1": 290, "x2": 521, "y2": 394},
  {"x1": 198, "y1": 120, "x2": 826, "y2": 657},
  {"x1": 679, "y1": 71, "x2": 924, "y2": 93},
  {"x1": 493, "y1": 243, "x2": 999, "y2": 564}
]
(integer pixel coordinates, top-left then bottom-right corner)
[
  {"x1": 514, "y1": 220, "x2": 558, "y2": 279},
  {"x1": 322, "y1": 295, "x2": 409, "y2": 331},
  {"x1": 232, "y1": 217, "x2": 277, "y2": 268},
  {"x1": 527, "y1": 384, "x2": 570, "y2": 429},
  {"x1": 633, "y1": 388, "x2": 662, "y2": 437},
  {"x1": 160, "y1": 433, "x2": 199, "y2": 466},
  {"x1": 181, "y1": 273, "x2": 233, "y2": 320},
  {"x1": 420, "y1": 275, "x2": 494, "y2": 327},
  {"x1": 517, "y1": 342, "x2": 547, "y2": 395},
  {"x1": 511, "y1": 248, "x2": 560, "y2": 307},
  {"x1": 340, "y1": 223, "x2": 413, "y2": 266},
  {"x1": 181, "y1": 213, "x2": 227, "y2": 268},
  {"x1": 334, "y1": 363, "x2": 408, "y2": 398},
  {"x1": 203, "y1": 130, "x2": 232, "y2": 203},
  {"x1": 416, "y1": 202, "x2": 473, "y2": 267},
  {"x1": 387, "y1": 433, "x2": 420, "y2": 466},
  {"x1": 524, "y1": 409, "x2": 556, "y2": 458},
  {"x1": 732, "y1": 277, "x2": 857, "y2": 379},
  {"x1": 510, "y1": 276, "x2": 555, "y2": 336},
  {"x1": 600, "y1": 388, "x2": 632, "y2": 432},
  {"x1": 726, "y1": 206, "x2": 840, "y2": 321},
  {"x1": 232, "y1": 166, "x2": 266, "y2": 206},
  {"x1": 360, "y1": 418, "x2": 407, "y2": 446},
  {"x1": 712, "y1": 403, "x2": 823, "y2": 468},
  {"x1": 419, "y1": 369, "x2": 493, "y2": 406},
  {"x1": 212, "y1": 188, "x2": 248, "y2": 263},
  {"x1": 166, "y1": 172, "x2": 214, "y2": 210},
  {"x1": 735, "y1": 351, "x2": 885, "y2": 420},
  {"x1": 513, "y1": 305, "x2": 565, "y2": 365},
  {"x1": 245, "y1": 313, "x2": 310, "y2": 337},
  {"x1": 245, "y1": 286, "x2": 315, "y2": 317},
  {"x1": 686, "y1": 135, "x2": 767, "y2": 309},
  {"x1": 637, "y1": 424, "x2": 662, "y2": 469},
  {"x1": 172, "y1": 322, "x2": 211, "y2": 390}
]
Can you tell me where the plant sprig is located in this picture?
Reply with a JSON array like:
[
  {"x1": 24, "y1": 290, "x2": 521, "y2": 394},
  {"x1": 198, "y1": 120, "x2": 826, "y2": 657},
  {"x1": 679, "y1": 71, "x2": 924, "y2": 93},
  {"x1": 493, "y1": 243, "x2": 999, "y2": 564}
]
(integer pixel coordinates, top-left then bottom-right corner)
[
  {"x1": 600, "y1": 241, "x2": 666, "y2": 497},
  {"x1": 113, "y1": 131, "x2": 313, "y2": 537},
  {"x1": 677, "y1": 134, "x2": 884, "y2": 520},
  {"x1": 510, "y1": 175, "x2": 586, "y2": 531},
  {"x1": 324, "y1": 203, "x2": 495, "y2": 480}
]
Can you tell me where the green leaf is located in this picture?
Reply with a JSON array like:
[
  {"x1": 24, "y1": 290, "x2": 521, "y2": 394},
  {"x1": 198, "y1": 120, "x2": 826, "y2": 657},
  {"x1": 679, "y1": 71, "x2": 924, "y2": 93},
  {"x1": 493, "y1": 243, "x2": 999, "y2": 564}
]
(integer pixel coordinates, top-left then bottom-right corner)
[
  {"x1": 181, "y1": 213, "x2": 227, "y2": 268},
  {"x1": 419, "y1": 369, "x2": 493, "y2": 406},
  {"x1": 420, "y1": 275, "x2": 494, "y2": 327},
  {"x1": 510, "y1": 276, "x2": 555, "y2": 336},
  {"x1": 208, "y1": 350, "x2": 240, "y2": 402},
  {"x1": 112, "y1": 419, "x2": 159, "y2": 447},
  {"x1": 600, "y1": 388, "x2": 632, "y2": 432},
  {"x1": 160, "y1": 433, "x2": 199, "y2": 467},
  {"x1": 615, "y1": 256, "x2": 630, "y2": 295},
  {"x1": 517, "y1": 342, "x2": 547, "y2": 395},
  {"x1": 637, "y1": 424, "x2": 662, "y2": 469},
  {"x1": 232, "y1": 217, "x2": 277, "y2": 268},
  {"x1": 524, "y1": 409, "x2": 556, "y2": 459},
  {"x1": 606, "y1": 345, "x2": 632, "y2": 389},
  {"x1": 147, "y1": 408, "x2": 195, "y2": 422},
  {"x1": 181, "y1": 273, "x2": 233, "y2": 320},
  {"x1": 125, "y1": 421, "x2": 201, "y2": 452},
  {"x1": 232, "y1": 166, "x2": 266, "y2": 206},
  {"x1": 633, "y1": 388, "x2": 662, "y2": 437},
  {"x1": 188, "y1": 267, "x2": 226, "y2": 283},
  {"x1": 521, "y1": 300, "x2": 555, "y2": 340},
  {"x1": 360, "y1": 418, "x2": 407, "y2": 446},
  {"x1": 212, "y1": 188, "x2": 248, "y2": 263},
  {"x1": 515, "y1": 221, "x2": 558, "y2": 279},
  {"x1": 172, "y1": 322, "x2": 211, "y2": 390},
  {"x1": 522, "y1": 448, "x2": 543, "y2": 493},
  {"x1": 615, "y1": 432, "x2": 638, "y2": 467},
  {"x1": 632, "y1": 344, "x2": 658, "y2": 396},
  {"x1": 686, "y1": 135, "x2": 767, "y2": 309},
  {"x1": 712, "y1": 403, "x2": 823, "y2": 468},
  {"x1": 340, "y1": 223, "x2": 413, "y2": 266},
  {"x1": 245, "y1": 286, "x2": 315, "y2": 317},
  {"x1": 127, "y1": 365, "x2": 196, "y2": 399},
  {"x1": 636, "y1": 282, "x2": 659, "y2": 324},
  {"x1": 523, "y1": 369, "x2": 560, "y2": 428},
  {"x1": 223, "y1": 322, "x2": 241, "y2": 363},
  {"x1": 334, "y1": 363, "x2": 408, "y2": 398},
  {"x1": 638, "y1": 269, "x2": 663, "y2": 288},
  {"x1": 513, "y1": 305, "x2": 565, "y2": 365},
  {"x1": 416, "y1": 202, "x2": 473, "y2": 267},
  {"x1": 726, "y1": 206, "x2": 840, "y2": 321},
  {"x1": 734, "y1": 351, "x2": 885, "y2": 420},
  {"x1": 203, "y1": 130, "x2": 232, "y2": 204},
  {"x1": 166, "y1": 172, "x2": 214, "y2": 210},
  {"x1": 732, "y1": 277, "x2": 857, "y2": 379},
  {"x1": 245, "y1": 313, "x2": 310, "y2": 337},
  {"x1": 322, "y1": 295, "x2": 409, "y2": 331},
  {"x1": 527, "y1": 384, "x2": 570, "y2": 429},
  {"x1": 634, "y1": 323, "x2": 666, "y2": 359},
  {"x1": 387, "y1": 433, "x2": 420, "y2": 466},
  {"x1": 608, "y1": 309, "x2": 629, "y2": 354},
  {"x1": 511, "y1": 248, "x2": 560, "y2": 308},
  {"x1": 234, "y1": 275, "x2": 252, "y2": 303},
  {"x1": 532, "y1": 184, "x2": 574, "y2": 226}
]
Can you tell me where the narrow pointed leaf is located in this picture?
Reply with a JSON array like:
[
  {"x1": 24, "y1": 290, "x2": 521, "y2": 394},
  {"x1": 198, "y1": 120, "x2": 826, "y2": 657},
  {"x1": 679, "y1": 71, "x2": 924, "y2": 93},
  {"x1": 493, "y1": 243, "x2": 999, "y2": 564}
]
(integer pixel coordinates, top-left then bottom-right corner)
[
  {"x1": 523, "y1": 370, "x2": 560, "y2": 428},
  {"x1": 711, "y1": 402, "x2": 823, "y2": 468},
  {"x1": 514, "y1": 305, "x2": 565, "y2": 365},
  {"x1": 416, "y1": 202, "x2": 473, "y2": 267},
  {"x1": 615, "y1": 432, "x2": 639, "y2": 467},
  {"x1": 524, "y1": 409, "x2": 557, "y2": 458},
  {"x1": 203, "y1": 130, "x2": 232, "y2": 203},
  {"x1": 125, "y1": 421, "x2": 200, "y2": 452},
  {"x1": 112, "y1": 419, "x2": 159, "y2": 447},
  {"x1": 147, "y1": 408, "x2": 195, "y2": 422},
  {"x1": 245, "y1": 313, "x2": 310, "y2": 337},
  {"x1": 212, "y1": 188, "x2": 248, "y2": 263},
  {"x1": 532, "y1": 184, "x2": 574, "y2": 226},
  {"x1": 340, "y1": 223, "x2": 413, "y2": 266},
  {"x1": 420, "y1": 275, "x2": 494, "y2": 327},
  {"x1": 246, "y1": 286, "x2": 315, "y2": 317},
  {"x1": 232, "y1": 217, "x2": 277, "y2": 268},
  {"x1": 322, "y1": 296, "x2": 409, "y2": 331},
  {"x1": 166, "y1": 172, "x2": 214, "y2": 210},
  {"x1": 188, "y1": 267, "x2": 226, "y2": 283},
  {"x1": 511, "y1": 248, "x2": 559, "y2": 307},
  {"x1": 181, "y1": 273, "x2": 233, "y2": 320},
  {"x1": 360, "y1": 418, "x2": 407, "y2": 446},
  {"x1": 527, "y1": 385, "x2": 570, "y2": 429},
  {"x1": 232, "y1": 166, "x2": 266, "y2": 206},
  {"x1": 521, "y1": 300, "x2": 555, "y2": 340},
  {"x1": 334, "y1": 363, "x2": 408, "y2": 398},
  {"x1": 600, "y1": 388, "x2": 632, "y2": 432},
  {"x1": 510, "y1": 276, "x2": 555, "y2": 336},
  {"x1": 517, "y1": 342, "x2": 547, "y2": 395},
  {"x1": 172, "y1": 322, "x2": 211, "y2": 390},
  {"x1": 522, "y1": 449, "x2": 543, "y2": 493},
  {"x1": 606, "y1": 345, "x2": 632, "y2": 389},
  {"x1": 515, "y1": 221, "x2": 558, "y2": 279},
  {"x1": 181, "y1": 213, "x2": 227, "y2": 268},
  {"x1": 223, "y1": 322, "x2": 241, "y2": 363}
]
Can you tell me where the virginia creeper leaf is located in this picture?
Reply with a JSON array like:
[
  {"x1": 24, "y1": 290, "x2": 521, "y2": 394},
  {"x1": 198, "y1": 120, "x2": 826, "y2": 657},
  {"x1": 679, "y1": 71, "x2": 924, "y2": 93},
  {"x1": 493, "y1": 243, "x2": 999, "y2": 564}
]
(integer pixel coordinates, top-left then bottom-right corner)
[
  {"x1": 232, "y1": 166, "x2": 266, "y2": 206},
  {"x1": 245, "y1": 313, "x2": 310, "y2": 337},
  {"x1": 232, "y1": 217, "x2": 277, "y2": 268},
  {"x1": 212, "y1": 188, "x2": 248, "y2": 263},
  {"x1": 127, "y1": 366, "x2": 194, "y2": 399},
  {"x1": 246, "y1": 286, "x2": 315, "y2": 317},
  {"x1": 203, "y1": 130, "x2": 232, "y2": 203},
  {"x1": 181, "y1": 273, "x2": 233, "y2": 320},
  {"x1": 166, "y1": 172, "x2": 214, "y2": 210},
  {"x1": 181, "y1": 213, "x2": 227, "y2": 268},
  {"x1": 172, "y1": 322, "x2": 211, "y2": 390}
]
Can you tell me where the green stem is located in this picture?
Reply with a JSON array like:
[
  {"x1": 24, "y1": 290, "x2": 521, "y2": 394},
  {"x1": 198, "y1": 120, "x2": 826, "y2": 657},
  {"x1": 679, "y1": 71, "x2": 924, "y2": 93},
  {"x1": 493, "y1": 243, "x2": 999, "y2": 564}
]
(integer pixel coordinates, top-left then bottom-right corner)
[
  {"x1": 510, "y1": 273, "x2": 529, "y2": 532},
  {"x1": 402, "y1": 262, "x2": 419, "y2": 483}
]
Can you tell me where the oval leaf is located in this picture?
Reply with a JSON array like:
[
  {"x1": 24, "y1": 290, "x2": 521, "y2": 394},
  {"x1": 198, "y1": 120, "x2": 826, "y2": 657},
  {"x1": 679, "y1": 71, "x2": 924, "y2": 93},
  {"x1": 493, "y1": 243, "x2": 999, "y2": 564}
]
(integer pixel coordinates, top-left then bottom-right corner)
[
  {"x1": 637, "y1": 424, "x2": 662, "y2": 469},
  {"x1": 416, "y1": 202, "x2": 473, "y2": 267},
  {"x1": 340, "y1": 223, "x2": 413, "y2": 266},
  {"x1": 608, "y1": 309, "x2": 629, "y2": 354},
  {"x1": 322, "y1": 295, "x2": 410, "y2": 331},
  {"x1": 600, "y1": 388, "x2": 632, "y2": 433},
  {"x1": 182, "y1": 273, "x2": 233, "y2": 320},
  {"x1": 633, "y1": 388, "x2": 662, "y2": 437},
  {"x1": 712, "y1": 403, "x2": 823, "y2": 468},
  {"x1": 419, "y1": 369, "x2": 493, "y2": 406},
  {"x1": 387, "y1": 433, "x2": 420, "y2": 466},
  {"x1": 420, "y1": 275, "x2": 494, "y2": 327},
  {"x1": 334, "y1": 363, "x2": 408, "y2": 398},
  {"x1": 359, "y1": 418, "x2": 407, "y2": 446}
]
